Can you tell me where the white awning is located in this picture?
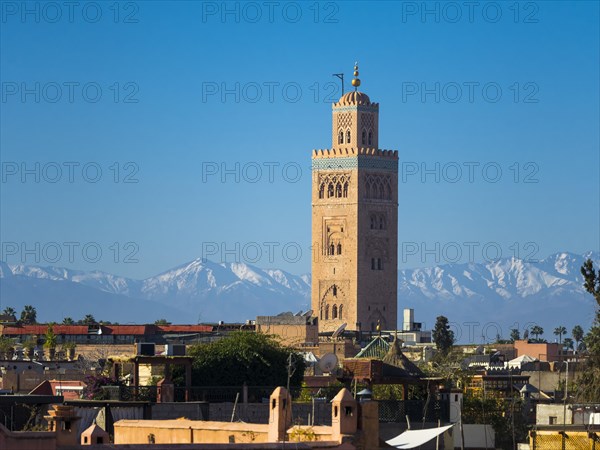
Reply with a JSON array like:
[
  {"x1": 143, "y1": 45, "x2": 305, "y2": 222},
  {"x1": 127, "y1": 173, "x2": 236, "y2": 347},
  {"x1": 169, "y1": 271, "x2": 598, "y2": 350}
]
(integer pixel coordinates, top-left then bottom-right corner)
[{"x1": 385, "y1": 424, "x2": 454, "y2": 449}]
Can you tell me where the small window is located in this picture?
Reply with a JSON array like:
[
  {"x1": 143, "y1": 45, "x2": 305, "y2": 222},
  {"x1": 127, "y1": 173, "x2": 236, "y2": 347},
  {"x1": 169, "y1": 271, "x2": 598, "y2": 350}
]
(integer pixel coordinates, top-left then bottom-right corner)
[
  {"x1": 325, "y1": 305, "x2": 329, "y2": 320},
  {"x1": 345, "y1": 406, "x2": 353, "y2": 416},
  {"x1": 371, "y1": 258, "x2": 375, "y2": 270},
  {"x1": 333, "y1": 285, "x2": 337, "y2": 296},
  {"x1": 337, "y1": 243, "x2": 342, "y2": 255},
  {"x1": 377, "y1": 258, "x2": 382, "y2": 270},
  {"x1": 332, "y1": 305, "x2": 338, "y2": 319},
  {"x1": 334, "y1": 406, "x2": 338, "y2": 417},
  {"x1": 346, "y1": 130, "x2": 351, "y2": 144},
  {"x1": 368, "y1": 131, "x2": 373, "y2": 145},
  {"x1": 549, "y1": 416, "x2": 557, "y2": 425},
  {"x1": 329, "y1": 244, "x2": 335, "y2": 255},
  {"x1": 343, "y1": 182, "x2": 348, "y2": 198},
  {"x1": 336, "y1": 183, "x2": 342, "y2": 198},
  {"x1": 362, "y1": 130, "x2": 366, "y2": 145},
  {"x1": 319, "y1": 184, "x2": 324, "y2": 199},
  {"x1": 338, "y1": 130, "x2": 344, "y2": 144},
  {"x1": 339, "y1": 305, "x2": 343, "y2": 319},
  {"x1": 97, "y1": 437, "x2": 104, "y2": 444},
  {"x1": 272, "y1": 399, "x2": 276, "y2": 409},
  {"x1": 454, "y1": 394, "x2": 459, "y2": 401}
]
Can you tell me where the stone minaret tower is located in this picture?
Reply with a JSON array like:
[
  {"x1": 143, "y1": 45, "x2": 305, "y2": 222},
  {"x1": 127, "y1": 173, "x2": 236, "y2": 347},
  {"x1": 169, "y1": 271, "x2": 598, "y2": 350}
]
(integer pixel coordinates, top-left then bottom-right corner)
[{"x1": 311, "y1": 64, "x2": 398, "y2": 333}]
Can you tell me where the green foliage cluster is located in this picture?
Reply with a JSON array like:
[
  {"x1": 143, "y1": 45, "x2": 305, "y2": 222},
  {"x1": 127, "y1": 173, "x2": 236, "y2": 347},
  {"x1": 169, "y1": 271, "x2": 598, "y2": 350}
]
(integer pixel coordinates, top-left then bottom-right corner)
[
  {"x1": 432, "y1": 315, "x2": 455, "y2": 355},
  {"x1": 462, "y1": 395, "x2": 528, "y2": 450},
  {"x1": 185, "y1": 332, "x2": 305, "y2": 388},
  {"x1": 575, "y1": 259, "x2": 600, "y2": 401}
]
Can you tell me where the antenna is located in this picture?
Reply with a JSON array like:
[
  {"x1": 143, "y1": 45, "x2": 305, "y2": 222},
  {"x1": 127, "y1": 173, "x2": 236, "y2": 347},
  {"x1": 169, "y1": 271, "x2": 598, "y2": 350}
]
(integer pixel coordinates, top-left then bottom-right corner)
[
  {"x1": 302, "y1": 309, "x2": 314, "y2": 318},
  {"x1": 332, "y1": 73, "x2": 344, "y2": 96},
  {"x1": 318, "y1": 353, "x2": 338, "y2": 373},
  {"x1": 331, "y1": 322, "x2": 347, "y2": 340}
]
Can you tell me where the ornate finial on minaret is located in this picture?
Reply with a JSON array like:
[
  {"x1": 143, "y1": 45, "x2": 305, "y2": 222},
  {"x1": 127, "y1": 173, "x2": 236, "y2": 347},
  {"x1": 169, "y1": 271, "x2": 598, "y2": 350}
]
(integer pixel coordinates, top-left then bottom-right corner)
[{"x1": 351, "y1": 62, "x2": 361, "y2": 91}]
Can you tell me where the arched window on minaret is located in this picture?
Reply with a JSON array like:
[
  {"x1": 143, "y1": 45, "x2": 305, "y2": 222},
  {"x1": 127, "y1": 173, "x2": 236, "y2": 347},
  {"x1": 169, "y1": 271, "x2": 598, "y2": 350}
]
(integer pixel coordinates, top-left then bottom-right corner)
[
  {"x1": 337, "y1": 243, "x2": 342, "y2": 255},
  {"x1": 339, "y1": 304, "x2": 343, "y2": 319},
  {"x1": 320, "y1": 305, "x2": 324, "y2": 320},
  {"x1": 332, "y1": 305, "x2": 338, "y2": 319},
  {"x1": 370, "y1": 215, "x2": 376, "y2": 229},
  {"x1": 328, "y1": 183, "x2": 334, "y2": 198},
  {"x1": 319, "y1": 183, "x2": 325, "y2": 199},
  {"x1": 329, "y1": 243, "x2": 335, "y2": 255},
  {"x1": 325, "y1": 304, "x2": 329, "y2": 320},
  {"x1": 378, "y1": 183, "x2": 384, "y2": 199},
  {"x1": 333, "y1": 285, "x2": 337, "y2": 296},
  {"x1": 387, "y1": 183, "x2": 392, "y2": 199},
  {"x1": 362, "y1": 129, "x2": 366, "y2": 145},
  {"x1": 343, "y1": 182, "x2": 348, "y2": 198},
  {"x1": 379, "y1": 215, "x2": 385, "y2": 229},
  {"x1": 336, "y1": 183, "x2": 342, "y2": 198},
  {"x1": 368, "y1": 130, "x2": 373, "y2": 146},
  {"x1": 366, "y1": 180, "x2": 372, "y2": 199},
  {"x1": 338, "y1": 130, "x2": 344, "y2": 144},
  {"x1": 346, "y1": 130, "x2": 351, "y2": 144}
]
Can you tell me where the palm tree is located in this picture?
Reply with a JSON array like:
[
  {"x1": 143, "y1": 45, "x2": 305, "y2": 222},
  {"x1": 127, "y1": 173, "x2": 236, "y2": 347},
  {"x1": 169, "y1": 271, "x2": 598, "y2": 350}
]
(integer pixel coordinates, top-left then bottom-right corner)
[
  {"x1": 2, "y1": 307, "x2": 16, "y2": 317},
  {"x1": 554, "y1": 326, "x2": 567, "y2": 344},
  {"x1": 531, "y1": 326, "x2": 544, "y2": 341},
  {"x1": 81, "y1": 314, "x2": 97, "y2": 326},
  {"x1": 563, "y1": 338, "x2": 574, "y2": 351},
  {"x1": 572, "y1": 325, "x2": 584, "y2": 351},
  {"x1": 510, "y1": 328, "x2": 520, "y2": 343},
  {"x1": 20, "y1": 305, "x2": 37, "y2": 324},
  {"x1": 62, "y1": 317, "x2": 75, "y2": 325}
]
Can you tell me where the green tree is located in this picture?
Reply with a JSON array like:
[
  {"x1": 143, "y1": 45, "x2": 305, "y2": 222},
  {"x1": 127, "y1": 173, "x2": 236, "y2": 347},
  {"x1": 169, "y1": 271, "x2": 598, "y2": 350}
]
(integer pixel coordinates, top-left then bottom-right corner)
[
  {"x1": 563, "y1": 338, "x2": 574, "y2": 350},
  {"x1": 185, "y1": 332, "x2": 305, "y2": 388},
  {"x1": 572, "y1": 325, "x2": 584, "y2": 351},
  {"x1": 2, "y1": 307, "x2": 16, "y2": 317},
  {"x1": 20, "y1": 305, "x2": 37, "y2": 324},
  {"x1": 530, "y1": 326, "x2": 544, "y2": 341},
  {"x1": 554, "y1": 326, "x2": 567, "y2": 344},
  {"x1": 62, "y1": 317, "x2": 75, "y2": 325},
  {"x1": 574, "y1": 259, "x2": 600, "y2": 401},
  {"x1": 81, "y1": 314, "x2": 97, "y2": 325},
  {"x1": 510, "y1": 328, "x2": 520, "y2": 343},
  {"x1": 432, "y1": 316, "x2": 455, "y2": 355},
  {"x1": 154, "y1": 319, "x2": 171, "y2": 325}
]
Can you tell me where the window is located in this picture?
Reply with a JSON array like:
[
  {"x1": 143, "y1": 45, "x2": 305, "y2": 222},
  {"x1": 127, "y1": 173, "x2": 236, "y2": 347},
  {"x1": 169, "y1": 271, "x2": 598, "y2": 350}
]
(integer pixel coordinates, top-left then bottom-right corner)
[
  {"x1": 329, "y1": 244, "x2": 335, "y2": 255},
  {"x1": 371, "y1": 258, "x2": 375, "y2": 270},
  {"x1": 345, "y1": 406, "x2": 353, "y2": 416},
  {"x1": 549, "y1": 416, "x2": 557, "y2": 425},
  {"x1": 339, "y1": 305, "x2": 343, "y2": 319},
  {"x1": 336, "y1": 183, "x2": 342, "y2": 198},
  {"x1": 362, "y1": 130, "x2": 366, "y2": 145},
  {"x1": 319, "y1": 184, "x2": 324, "y2": 199},
  {"x1": 328, "y1": 183, "x2": 334, "y2": 198},
  {"x1": 343, "y1": 182, "x2": 348, "y2": 198},
  {"x1": 338, "y1": 130, "x2": 344, "y2": 144},
  {"x1": 325, "y1": 305, "x2": 329, "y2": 320},
  {"x1": 370, "y1": 216, "x2": 376, "y2": 229},
  {"x1": 332, "y1": 305, "x2": 338, "y2": 319},
  {"x1": 346, "y1": 130, "x2": 351, "y2": 144},
  {"x1": 368, "y1": 131, "x2": 373, "y2": 145},
  {"x1": 333, "y1": 285, "x2": 337, "y2": 296},
  {"x1": 377, "y1": 258, "x2": 382, "y2": 270},
  {"x1": 337, "y1": 243, "x2": 342, "y2": 255},
  {"x1": 379, "y1": 216, "x2": 385, "y2": 229}
]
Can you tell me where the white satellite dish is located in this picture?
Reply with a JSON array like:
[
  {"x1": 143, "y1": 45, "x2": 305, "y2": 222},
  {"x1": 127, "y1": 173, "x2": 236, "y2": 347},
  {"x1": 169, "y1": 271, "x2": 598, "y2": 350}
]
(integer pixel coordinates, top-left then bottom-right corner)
[
  {"x1": 318, "y1": 353, "x2": 338, "y2": 373},
  {"x1": 331, "y1": 322, "x2": 347, "y2": 339}
]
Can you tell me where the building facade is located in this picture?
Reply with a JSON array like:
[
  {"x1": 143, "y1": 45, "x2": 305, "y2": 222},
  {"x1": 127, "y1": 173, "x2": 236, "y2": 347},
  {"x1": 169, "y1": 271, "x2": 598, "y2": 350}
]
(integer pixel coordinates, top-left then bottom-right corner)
[{"x1": 311, "y1": 65, "x2": 398, "y2": 332}]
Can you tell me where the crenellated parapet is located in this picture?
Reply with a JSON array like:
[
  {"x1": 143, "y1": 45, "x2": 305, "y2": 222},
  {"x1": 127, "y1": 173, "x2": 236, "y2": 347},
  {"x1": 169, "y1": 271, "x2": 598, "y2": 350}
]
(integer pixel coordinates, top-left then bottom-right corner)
[{"x1": 312, "y1": 148, "x2": 398, "y2": 159}]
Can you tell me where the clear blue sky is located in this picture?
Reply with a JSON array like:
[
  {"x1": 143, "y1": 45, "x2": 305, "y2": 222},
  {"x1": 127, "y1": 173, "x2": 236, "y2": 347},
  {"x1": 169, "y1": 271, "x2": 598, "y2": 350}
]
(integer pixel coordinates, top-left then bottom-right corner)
[{"x1": 1, "y1": 1, "x2": 599, "y2": 279}]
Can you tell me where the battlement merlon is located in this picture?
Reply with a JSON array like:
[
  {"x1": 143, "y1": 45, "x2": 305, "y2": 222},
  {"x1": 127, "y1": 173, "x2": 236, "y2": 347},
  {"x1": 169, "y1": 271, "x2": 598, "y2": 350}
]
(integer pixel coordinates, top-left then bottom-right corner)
[{"x1": 312, "y1": 148, "x2": 398, "y2": 159}]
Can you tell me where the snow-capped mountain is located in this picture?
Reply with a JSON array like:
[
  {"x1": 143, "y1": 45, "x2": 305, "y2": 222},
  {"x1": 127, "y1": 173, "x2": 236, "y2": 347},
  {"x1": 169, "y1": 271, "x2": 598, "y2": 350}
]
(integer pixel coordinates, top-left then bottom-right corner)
[
  {"x1": 0, "y1": 252, "x2": 597, "y2": 341},
  {"x1": 1, "y1": 259, "x2": 311, "y2": 324},
  {"x1": 398, "y1": 251, "x2": 599, "y2": 342}
]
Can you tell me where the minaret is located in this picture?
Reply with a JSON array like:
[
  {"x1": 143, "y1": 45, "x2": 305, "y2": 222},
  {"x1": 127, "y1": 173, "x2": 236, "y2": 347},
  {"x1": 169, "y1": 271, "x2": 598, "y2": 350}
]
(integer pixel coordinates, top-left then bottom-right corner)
[{"x1": 311, "y1": 64, "x2": 398, "y2": 333}]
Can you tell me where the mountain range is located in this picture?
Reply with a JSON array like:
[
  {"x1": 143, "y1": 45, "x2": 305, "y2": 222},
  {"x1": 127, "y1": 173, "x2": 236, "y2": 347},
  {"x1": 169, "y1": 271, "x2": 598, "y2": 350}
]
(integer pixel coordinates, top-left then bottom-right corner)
[{"x1": 0, "y1": 251, "x2": 597, "y2": 343}]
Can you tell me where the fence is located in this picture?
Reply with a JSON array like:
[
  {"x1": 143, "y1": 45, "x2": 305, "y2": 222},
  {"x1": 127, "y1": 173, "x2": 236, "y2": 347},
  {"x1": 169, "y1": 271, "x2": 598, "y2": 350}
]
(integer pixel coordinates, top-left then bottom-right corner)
[{"x1": 530, "y1": 430, "x2": 599, "y2": 449}]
